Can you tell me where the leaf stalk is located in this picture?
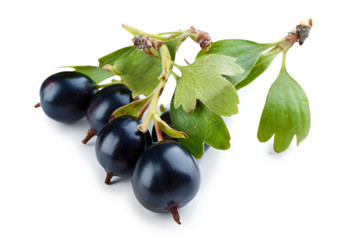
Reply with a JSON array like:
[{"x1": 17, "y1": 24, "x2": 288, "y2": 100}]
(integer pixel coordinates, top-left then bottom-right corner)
[{"x1": 159, "y1": 44, "x2": 172, "y2": 81}]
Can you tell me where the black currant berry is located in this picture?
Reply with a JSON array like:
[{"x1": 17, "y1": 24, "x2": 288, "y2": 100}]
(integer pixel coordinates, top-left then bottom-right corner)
[
  {"x1": 36, "y1": 71, "x2": 95, "y2": 123},
  {"x1": 95, "y1": 116, "x2": 151, "y2": 184},
  {"x1": 82, "y1": 84, "x2": 133, "y2": 144},
  {"x1": 152, "y1": 110, "x2": 210, "y2": 151},
  {"x1": 132, "y1": 141, "x2": 201, "y2": 224}
]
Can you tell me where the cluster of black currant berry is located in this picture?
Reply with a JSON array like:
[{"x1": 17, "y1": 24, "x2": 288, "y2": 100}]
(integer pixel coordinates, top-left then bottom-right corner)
[
  {"x1": 35, "y1": 71, "x2": 201, "y2": 224},
  {"x1": 35, "y1": 20, "x2": 313, "y2": 226}
]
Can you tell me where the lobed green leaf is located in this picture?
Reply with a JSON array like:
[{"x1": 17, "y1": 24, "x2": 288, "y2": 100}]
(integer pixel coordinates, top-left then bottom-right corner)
[
  {"x1": 103, "y1": 40, "x2": 184, "y2": 98},
  {"x1": 68, "y1": 38, "x2": 186, "y2": 95},
  {"x1": 171, "y1": 99, "x2": 230, "y2": 159},
  {"x1": 257, "y1": 63, "x2": 311, "y2": 153},
  {"x1": 113, "y1": 50, "x2": 162, "y2": 98},
  {"x1": 174, "y1": 54, "x2": 243, "y2": 116}
]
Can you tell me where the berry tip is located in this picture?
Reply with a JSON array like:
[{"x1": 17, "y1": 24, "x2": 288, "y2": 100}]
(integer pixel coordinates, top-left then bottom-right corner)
[
  {"x1": 82, "y1": 128, "x2": 96, "y2": 144},
  {"x1": 170, "y1": 206, "x2": 181, "y2": 225},
  {"x1": 105, "y1": 172, "x2": 114, "y2": 185}
]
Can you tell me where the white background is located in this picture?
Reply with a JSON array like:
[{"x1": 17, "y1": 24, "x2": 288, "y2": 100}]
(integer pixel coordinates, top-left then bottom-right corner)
[{"x1": 1, "y1": 0, "x2": 341, "y2": 239}]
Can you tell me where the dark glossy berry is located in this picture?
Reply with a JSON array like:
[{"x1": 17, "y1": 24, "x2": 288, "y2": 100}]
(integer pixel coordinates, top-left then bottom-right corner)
[
  {"x1": 132, "y1": 141, "x2": 201, "y2": 224},
  {"x1": 82, "y1": 84, "x2": 133, "y2": 144},
  {"x1": 95, "y1": 116, "x2": 151, "y2": 183},
  {"x1": 152, "y1": 110, "x2": 210, "y2": 152},
  {"x1": 38, "y1": 71, "x2": 95, "y2": 123}
]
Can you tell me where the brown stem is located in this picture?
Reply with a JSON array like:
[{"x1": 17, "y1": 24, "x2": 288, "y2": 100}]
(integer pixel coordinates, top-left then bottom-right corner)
[
  {"x1": 82, "y1": 128, "x2": 97, "y2": 144},
  {"x1": 105, "y1": 172, "x2": 114, "y2": 185},
  {"x1": 34, "y1": 102, "x2": 41, "y2": 108},
  {"x1": 278, "y1": 33, "x2": 298, "y2": 51},
  {"x1": 169, "y1": 206, "x2": 181, "y2": 225}
]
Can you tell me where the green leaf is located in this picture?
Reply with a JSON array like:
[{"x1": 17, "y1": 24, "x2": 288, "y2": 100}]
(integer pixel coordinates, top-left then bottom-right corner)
[
  {"x1": 197, "y1": 40, "x2": 273, "y2": 85},
  {"x1": 81, "y1": 38, "x2": 185, "y2": 96},
  {"x1": 65, "y1": 39, "x2": 184, "y2": 92},
  {"x1": 113, "y1": 50, "x2": 162, "y2": 98},
  {"x1": 236, "y1": 46, "x2": 282, "y2": 90},
  {"x1": 102, "y1": 38, "x2": 185, "y2": 98},
  {"x1": 65, "y1": 65, "x2": 114, "y2": 84},
  {"x1": 257, "y1": 58, "x2": 311, "y2": 153},
  {"x1": 98, "y1": 46, "x2": 139, "y2": 67},
  {"x1": 154, "y1": 114, "x2": 188, "y2": 139},
  {"x1": 174, "y1": 54, "x2": 243, "y2": 116},
  {"x1": 111, "y1": 95, "x2": 152, "y2": 119},
  {"x1": 171, "y1": 99, "x2": 230, "y2": 159}
]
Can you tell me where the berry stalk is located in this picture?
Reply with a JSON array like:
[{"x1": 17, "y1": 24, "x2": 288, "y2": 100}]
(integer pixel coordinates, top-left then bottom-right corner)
[
  {"x1": 82, "y1": 128, "x2": 97, "y2": 144},
  {"x1": 134, "y1": 39, "x2": 176, "y2": 135},
  {"x1": 124, "y1": 24, "x2": 213, "y2": 52},
  {"x1": 138, "y1": 80, "x2": 166, "y2": 132}
]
